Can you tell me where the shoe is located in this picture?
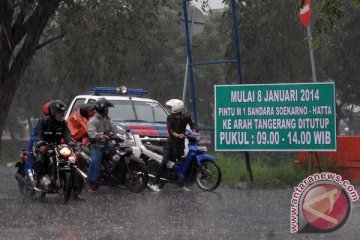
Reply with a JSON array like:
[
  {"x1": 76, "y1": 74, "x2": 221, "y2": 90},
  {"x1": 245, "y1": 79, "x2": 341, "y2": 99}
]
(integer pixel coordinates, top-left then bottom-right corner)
[
  {"x1": 85, "y1": 183, "x2": 97, "y2": 193},
  {"x1": 179, "y1": 186, "x2": 191, "y2": 192},
  {"x1": 73, "y1": 194, "x2": 85, "y2": 201},
  {"x1": 150, "y1": 185, "x2": 161, "y2": 192}
]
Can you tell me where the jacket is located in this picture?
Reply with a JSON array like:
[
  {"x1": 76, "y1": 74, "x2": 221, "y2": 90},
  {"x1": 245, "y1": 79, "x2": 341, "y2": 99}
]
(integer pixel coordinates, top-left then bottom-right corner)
[
  {"x1": 87, "y1": 113, "x2": 125, "y2": 148},
  {"x1": 67, "y1": 108, "x2": 91, "y2": 144},
  {"x1": 167, "y1": 113, "x2": 195, "y2": 145},
  {"x1": 34, "y1": 117, "x2": 72, "y2": 145}
]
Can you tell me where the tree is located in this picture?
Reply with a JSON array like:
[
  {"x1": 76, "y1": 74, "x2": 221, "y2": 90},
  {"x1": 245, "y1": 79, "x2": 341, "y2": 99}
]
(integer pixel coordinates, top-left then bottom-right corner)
[
  {"x1": 296, "y1": 0, "x2": 360, "y2": 33},
  {"x1": 0, "y1": 0, "x2": 179, "y2": 156},
  {"x1": 0, "y1": 0, "x2": 62, "y2": 156}
]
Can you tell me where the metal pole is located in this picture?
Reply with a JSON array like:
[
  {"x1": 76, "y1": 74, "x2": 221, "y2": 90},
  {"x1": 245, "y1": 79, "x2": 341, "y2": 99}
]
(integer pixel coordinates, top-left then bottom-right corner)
[
  {"x1": 182, "y1": 0, "x2": 198, "y2": 126},
  {"x1": 306, "y1": 24, "x2": 326, "y2": 172},
  {"x1": 307, "y1": 25, "x2": 317, "y2": 83},
  {"x1": 230, "y1": 0, "x2": 253, "y2": 182},
  {"x1": 231, "y1": 0, "x2": 243, "y2": 84},
  {"x1": 182, "y1": 57, "x2": 189, "y2": 103},
  {"x1": 245, "y1": 152, "x2": 254, "y2": 183},
  {"x1": 182, "y1": 7, "x2": 195, "y2": 103}
]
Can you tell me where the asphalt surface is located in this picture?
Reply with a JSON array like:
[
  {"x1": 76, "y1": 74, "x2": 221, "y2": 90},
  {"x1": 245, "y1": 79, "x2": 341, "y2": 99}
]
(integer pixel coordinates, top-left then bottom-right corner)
[{"x1": 0, "y1": 165, "x2": 359, "y2": 240}]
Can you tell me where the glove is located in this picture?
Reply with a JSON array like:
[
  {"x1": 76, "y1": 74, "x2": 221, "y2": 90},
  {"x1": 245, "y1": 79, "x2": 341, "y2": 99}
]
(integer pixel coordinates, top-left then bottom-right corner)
[
  {"x1": 68, "y1": 141, "x2": 76, "y2": 148},
  {"x1": 101, "y1": 133, "x2": 110, "y2": 139}
]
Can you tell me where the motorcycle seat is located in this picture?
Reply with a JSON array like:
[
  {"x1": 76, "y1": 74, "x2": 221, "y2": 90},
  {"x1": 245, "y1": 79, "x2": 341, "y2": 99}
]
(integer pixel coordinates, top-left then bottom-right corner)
[{"x1": 145, "y1": 143, "x2": 163, "y2": 155}]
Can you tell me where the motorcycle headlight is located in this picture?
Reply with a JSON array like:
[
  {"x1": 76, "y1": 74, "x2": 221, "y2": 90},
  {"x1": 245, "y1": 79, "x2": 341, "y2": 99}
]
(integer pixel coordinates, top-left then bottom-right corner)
[
  {"x1": 59, "y1": 146, "x2": 72, "y2": 158},
  {"x1": 198, "y1": 146, "x2": 208, "y2": 152}
]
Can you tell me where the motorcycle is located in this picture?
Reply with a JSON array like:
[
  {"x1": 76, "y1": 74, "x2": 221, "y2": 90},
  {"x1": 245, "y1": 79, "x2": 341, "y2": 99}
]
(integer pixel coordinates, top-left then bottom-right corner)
[
  {"x1": 72, "y1": 132, "x2": 149, "y2": 193},
  {"x1": 143, "y1": 130, "x2": 222, "y2": 192},
  {"x1": 15, "y1": 143, "x2": 84, "y2": 204}
]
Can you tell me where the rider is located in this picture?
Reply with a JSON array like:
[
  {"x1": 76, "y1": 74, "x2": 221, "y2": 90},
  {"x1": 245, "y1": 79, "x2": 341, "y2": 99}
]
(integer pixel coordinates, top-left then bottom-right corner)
[
  {"x1": 24, "y1": 101, "x2": 51, "y2": 185},
  {"x1": 86, "y1": 98, "x2": 126, "y2": 192},
  {"x1": 66, "y1": 103, "x2": 96, "y2": 145},
  {"x1": 157, "y1": 99, "x2": 196, "y2": 191},
  {"x1": 33, "y1": 100, "x2": 74, "y2": 190}
]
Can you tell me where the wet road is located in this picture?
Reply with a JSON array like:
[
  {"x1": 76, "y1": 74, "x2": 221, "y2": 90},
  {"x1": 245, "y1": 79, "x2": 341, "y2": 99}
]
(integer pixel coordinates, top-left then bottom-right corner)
[{"x1": 0, "y1": 165, "x2": 359, "y2": 240}]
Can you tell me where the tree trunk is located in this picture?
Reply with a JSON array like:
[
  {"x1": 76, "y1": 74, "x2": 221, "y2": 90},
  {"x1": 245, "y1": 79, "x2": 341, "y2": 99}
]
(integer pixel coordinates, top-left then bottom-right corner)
[
  {"x1": 0, "y1": 83, "x2": 17, "y2": 158},
  {"x1": 0, "y1": 0, "x2": 62, "y2": 157}
]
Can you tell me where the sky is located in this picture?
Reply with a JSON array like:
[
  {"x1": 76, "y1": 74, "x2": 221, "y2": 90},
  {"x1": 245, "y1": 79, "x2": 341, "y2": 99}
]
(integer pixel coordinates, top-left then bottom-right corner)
[
  {"x1": 195, "y1": 0, "x2": 225, "y2": 10},
  {"x1": 207, "y1": 0, "x2": 225, "y2": 9}
]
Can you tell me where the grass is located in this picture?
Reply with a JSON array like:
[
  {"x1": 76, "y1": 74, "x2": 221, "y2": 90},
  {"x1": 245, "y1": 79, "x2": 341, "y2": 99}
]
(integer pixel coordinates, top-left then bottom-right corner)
[
  {"x1": 0, "y1": 140, "x2": 27, "y2": 165},
  {"x1": 0, "y1": 152, "x2": 19, "y2": 165},
  {"x1": 215, "y1": 152, "x2": 307, "y2": 188}
]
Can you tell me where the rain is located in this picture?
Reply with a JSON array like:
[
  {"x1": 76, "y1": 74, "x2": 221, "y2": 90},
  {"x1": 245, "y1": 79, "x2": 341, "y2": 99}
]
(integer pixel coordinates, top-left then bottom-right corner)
[{"x1": 1, "y1": 165, "x2": 359, "y2": 239}]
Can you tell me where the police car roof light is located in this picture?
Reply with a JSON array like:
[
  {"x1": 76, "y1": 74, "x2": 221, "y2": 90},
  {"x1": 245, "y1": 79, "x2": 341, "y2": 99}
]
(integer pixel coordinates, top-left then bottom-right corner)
[
  {"x1": 90, "y1": 87, "x2": 148, "y2": 96},
  {"x1": 127, "y1": 89, "x2": 148, "y2": 96},
  {"x1": 90, "y1": 87, "x2": 118, "y2": 95}
]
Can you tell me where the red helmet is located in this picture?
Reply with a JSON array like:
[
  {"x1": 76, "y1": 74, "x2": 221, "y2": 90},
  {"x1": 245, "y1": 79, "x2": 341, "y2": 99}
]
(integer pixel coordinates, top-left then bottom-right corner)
[{"x1": 42, "y1": 101, "x2": 51, "y2": 116}]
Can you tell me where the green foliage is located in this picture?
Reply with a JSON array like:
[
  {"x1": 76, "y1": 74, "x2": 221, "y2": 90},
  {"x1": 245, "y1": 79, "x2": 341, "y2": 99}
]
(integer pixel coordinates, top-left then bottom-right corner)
[
  {"x1": 221, "y1": 1, "x2": 310, "y2": 85},
  {"x1": 316, "y1": 0, "x2": 344, "y2": 33},
  {"x1": 5, "y1": 0, "x2": 360, "y2": 144},
  {"x1": 215, "y1": 153, "x2": 307, "y2": 188}
]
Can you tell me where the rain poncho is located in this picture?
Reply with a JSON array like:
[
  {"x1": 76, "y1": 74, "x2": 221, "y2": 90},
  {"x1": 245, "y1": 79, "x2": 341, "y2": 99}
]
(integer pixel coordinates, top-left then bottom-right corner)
[{"x1": 67, "y1": 108, "x2": 91, "y2": 145}]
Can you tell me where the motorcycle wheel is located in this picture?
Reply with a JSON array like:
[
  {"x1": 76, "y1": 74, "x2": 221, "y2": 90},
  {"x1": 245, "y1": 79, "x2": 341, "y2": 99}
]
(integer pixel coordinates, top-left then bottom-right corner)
[
  {"x1": 61, "y1": 172, "x2": 72, "y2": 204},
  {"x1": 73, "y1": 168, "x2": 85, "y2": 195},
  {"x1": 18, "y1": 179, "x2": 35, "y2": 197},
  {"x1": 16, "y1": 164, "x2": 35, "y2": 197},
  {"x1": 146, "y1": 161, "x2": 166, "y2": 191},
  {"x1": 127, "y1": 163, "x2": 149, "y2": 193},
  {"x1": 195, "y1": 160, "x2": 222, "y2": 192}
]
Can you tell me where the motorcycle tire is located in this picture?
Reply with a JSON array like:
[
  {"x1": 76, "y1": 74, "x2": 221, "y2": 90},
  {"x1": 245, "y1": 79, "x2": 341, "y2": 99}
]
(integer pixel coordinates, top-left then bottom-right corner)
[
  {"x1": 195, "y1": 160, "x2": 222, "y2": 192},
  {"x1": 61, "y1": 171, "x2": 72, "y2": 204},
  {"x1": 72, "y1": 168, "x2": 85, "y2": 195},
  {"x1": 16, "y1": 162, "x2": 35, "y2": 198},
  {"x1": 18, "y1": 179, "x2": 35, "y2": 198},
  {"x1": 127, "y1": 163, "x2": 149, "y2": 193},
  {"x1": 146, "y1": 161, "x2": 166, "y2": 191}
]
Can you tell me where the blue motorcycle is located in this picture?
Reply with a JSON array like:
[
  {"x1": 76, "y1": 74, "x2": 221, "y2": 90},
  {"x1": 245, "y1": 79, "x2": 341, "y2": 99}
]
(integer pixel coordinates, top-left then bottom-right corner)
[{"x1": 145, "y1": 130, "x2": 222, "y2": 191}]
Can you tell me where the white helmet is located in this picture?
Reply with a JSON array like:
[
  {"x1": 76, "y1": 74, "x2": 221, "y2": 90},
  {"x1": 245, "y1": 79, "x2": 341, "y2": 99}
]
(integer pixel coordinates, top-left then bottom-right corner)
[
  {"x1": 165, "y1": 99, "x2": 177, "y2": 108},
  {"x1": 171, "y1": 99, "x2": 184, "y2": 114}
]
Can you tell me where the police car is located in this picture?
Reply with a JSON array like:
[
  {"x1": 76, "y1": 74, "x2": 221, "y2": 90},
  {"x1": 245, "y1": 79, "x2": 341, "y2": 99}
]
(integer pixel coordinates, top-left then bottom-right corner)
[{"x1": 65, "y1": 86, "x2": 169, "y2": 154}]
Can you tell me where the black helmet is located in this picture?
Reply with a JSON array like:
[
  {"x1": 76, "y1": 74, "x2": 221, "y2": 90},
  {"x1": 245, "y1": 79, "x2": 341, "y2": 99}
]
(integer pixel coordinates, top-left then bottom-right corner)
[
  {"x1": 94, "y1": 98, "x2": 114, "y2": 116},
  {"x1": 79, "y1": 103, "x2": 95, "y2": 118},
  {"x1": 49, "y1": 100, "x2": 66, "y2": 121}
]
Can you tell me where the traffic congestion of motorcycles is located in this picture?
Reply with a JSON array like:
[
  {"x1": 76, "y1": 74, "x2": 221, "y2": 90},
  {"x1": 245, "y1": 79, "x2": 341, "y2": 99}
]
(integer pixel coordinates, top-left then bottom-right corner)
[{"x1": 14, "y1": 88, "x2": 222, "y2": 204}]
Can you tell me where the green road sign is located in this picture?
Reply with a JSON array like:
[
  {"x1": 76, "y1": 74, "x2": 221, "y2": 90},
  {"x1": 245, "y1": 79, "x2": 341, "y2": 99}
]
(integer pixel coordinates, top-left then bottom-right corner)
[{"x1": 214, "y1": 83, "x2": 336, "y2": 151}]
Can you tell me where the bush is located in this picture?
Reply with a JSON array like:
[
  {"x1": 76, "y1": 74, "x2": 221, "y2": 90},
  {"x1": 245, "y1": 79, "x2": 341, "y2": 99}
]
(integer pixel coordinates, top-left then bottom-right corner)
[{"x1": 215, "y1": 152, "x2": 307, "y2": 188}]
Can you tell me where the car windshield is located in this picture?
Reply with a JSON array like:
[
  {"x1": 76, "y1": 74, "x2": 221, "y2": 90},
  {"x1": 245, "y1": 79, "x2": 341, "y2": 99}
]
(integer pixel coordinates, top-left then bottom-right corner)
[{"x1": 108, "y1": 100, "x2": 167, "y2": 122}]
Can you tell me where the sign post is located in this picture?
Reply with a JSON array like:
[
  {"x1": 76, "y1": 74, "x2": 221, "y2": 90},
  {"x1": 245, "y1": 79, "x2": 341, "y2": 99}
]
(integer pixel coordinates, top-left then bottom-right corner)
[
  {"x1": 299, "y1": 0, "x2": 317, "y2": 83},
  {"x1": 181, "y1": 7, "x2": 205, "y2": 103},
  {"x1": 299, "y1": 0, "x2": 321, "y2": 173}
]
